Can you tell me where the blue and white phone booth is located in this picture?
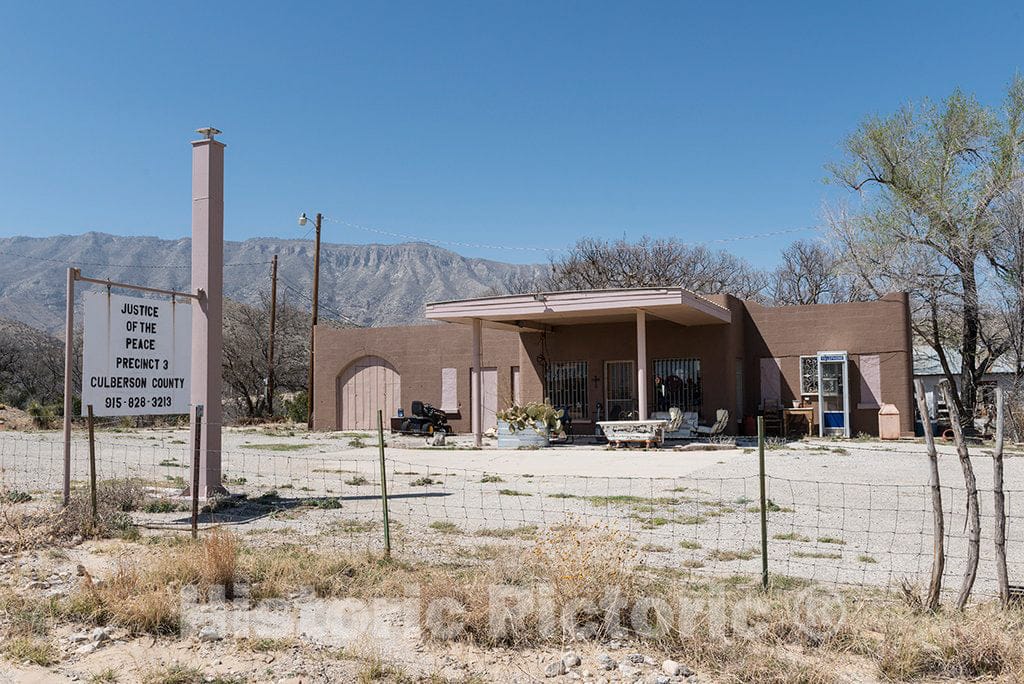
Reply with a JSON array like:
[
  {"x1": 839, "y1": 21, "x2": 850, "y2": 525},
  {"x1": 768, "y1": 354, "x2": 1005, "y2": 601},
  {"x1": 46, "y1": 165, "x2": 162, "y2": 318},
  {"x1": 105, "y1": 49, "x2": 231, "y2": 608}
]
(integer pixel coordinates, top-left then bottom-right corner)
[{"x1": 816, "y1": 351, "x2": 850, "y2": 437}]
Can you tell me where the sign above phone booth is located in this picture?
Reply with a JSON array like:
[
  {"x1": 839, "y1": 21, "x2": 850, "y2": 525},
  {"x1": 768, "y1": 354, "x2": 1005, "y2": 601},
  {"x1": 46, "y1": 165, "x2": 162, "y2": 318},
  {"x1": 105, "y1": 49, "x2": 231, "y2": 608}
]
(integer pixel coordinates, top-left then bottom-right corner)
[{"x1": 816, "y1": 351, "x2": 850, "y2": 438}]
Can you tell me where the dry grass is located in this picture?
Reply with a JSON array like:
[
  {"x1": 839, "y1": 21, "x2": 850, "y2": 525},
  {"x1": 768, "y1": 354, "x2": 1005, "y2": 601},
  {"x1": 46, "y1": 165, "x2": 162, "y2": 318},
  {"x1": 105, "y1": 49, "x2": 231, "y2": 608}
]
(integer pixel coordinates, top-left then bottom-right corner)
[
  {"x1": 88, "y1": 667, "x2": 120, "y2": 683},
  {"x1": 54, "y1": 479, "x2": 146, "y2": 540},
  {"x1": 235, "y1": 636, "x2": 295, "y2": 652},
  {"x1": 0, "y1": 479, "x2": 147, "y2": 552},
  {"x1": 139, "y1": 662, "x2": 205, "y2": 684},
  {"x1": 0, "y1": 589, "x2": 57, "y2": 636},
  {"x1": 5, "y1": 519, "x2": 1022, "y2": 683},
  {"x1": 428, "y1": 520, "x2": 461, "y2": 534},
  {"x1": 3, "y1": 635, "x2": 58, "y2": 666},
  {"x1": 867, "y1": 605, "x2": 1024, "y2": 681},
  {"x1": 475, "y1": 525, "x2": 537, "y2": 539},
  {"x1": 355, "y1": 652, "x2": 410, "y2": 683},
  {"x1": 238, "y1": 544, "x2": 415, "y2": 601},
  {"x1": 64, "y1": 529, "x2": 239, "y2": 635},
  {"x1": 420, "y1": 521, "x2": 646, "y2": 646},
  {"x1": 707, "y1": 548, "x2": 760, "y2": 561}
]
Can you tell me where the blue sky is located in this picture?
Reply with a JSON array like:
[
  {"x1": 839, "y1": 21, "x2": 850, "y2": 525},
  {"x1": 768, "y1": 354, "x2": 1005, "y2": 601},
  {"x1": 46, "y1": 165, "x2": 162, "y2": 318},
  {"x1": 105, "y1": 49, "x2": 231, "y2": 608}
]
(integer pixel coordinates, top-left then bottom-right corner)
[{"x1": 0, "y1": 1, "x2": 1022, "y2": 266}]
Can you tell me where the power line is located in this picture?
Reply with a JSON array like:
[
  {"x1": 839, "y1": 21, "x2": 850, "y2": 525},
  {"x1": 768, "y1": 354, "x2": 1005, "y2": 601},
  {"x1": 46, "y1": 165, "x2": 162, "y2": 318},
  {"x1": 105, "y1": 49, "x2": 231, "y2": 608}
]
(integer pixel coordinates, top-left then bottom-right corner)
[
  {"x1": 323, "y1": 217, "x2": 564, "y2": 253},
  {"x1": 278, "y1": 276, "x2": 365, "y2": 328},
  {"x1": 323, "y1": 216, "x2": 821, "y2": 253},
  {"x1": 0, "y1": 249, "x2": 272, "y2": 269}
]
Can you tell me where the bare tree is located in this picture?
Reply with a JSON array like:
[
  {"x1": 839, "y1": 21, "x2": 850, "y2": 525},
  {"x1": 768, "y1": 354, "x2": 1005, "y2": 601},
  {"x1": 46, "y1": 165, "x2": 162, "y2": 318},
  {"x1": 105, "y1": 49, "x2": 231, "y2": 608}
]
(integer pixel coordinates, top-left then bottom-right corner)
[
  {"x1": 829, "y1": 77, "x2": 1024, "y2": 425},
  {"x1": 0, "y1": 319, "x2": 65, "y2": 408},
  {"x1": 222, "y1": 293, "x2": 324, "y2": 420},
  {"x1": 769, "y1": 239, "x2": 864, "y2": 305},
  {"x1": 545, "y1": 236, "x2": 766, "y2": 298}
]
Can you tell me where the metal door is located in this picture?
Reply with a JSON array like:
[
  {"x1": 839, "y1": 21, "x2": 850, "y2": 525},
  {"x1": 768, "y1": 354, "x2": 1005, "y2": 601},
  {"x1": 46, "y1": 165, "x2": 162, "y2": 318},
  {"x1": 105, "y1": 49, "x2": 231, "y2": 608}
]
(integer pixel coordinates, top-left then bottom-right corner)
[{"x1": 605, "y1": 360, "x2": 636, "y2": 420}]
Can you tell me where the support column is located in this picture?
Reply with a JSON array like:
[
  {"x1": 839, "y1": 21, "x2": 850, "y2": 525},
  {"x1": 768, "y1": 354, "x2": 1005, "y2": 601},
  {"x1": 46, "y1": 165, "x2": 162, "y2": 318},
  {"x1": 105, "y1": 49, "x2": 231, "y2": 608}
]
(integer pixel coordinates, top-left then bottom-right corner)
[
  {"x1": 471, "y1": 318, "x2": 483, "y2": 447},
  {"x1": 190, "y1": 129, "x2": 226, "y2": 497},
  {"x1": 636, "y1": 309, "x2": 648, "y2": 421}
]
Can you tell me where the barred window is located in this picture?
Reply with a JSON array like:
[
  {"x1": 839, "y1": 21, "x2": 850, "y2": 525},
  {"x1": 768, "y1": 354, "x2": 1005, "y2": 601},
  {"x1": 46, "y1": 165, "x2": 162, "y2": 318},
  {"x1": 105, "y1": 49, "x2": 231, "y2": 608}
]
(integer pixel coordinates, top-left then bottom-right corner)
[
  {"x1": 800, "y1": 355, "x2": 819, "y2": 395},
  {"x1": 545, "y1": 361, "x2": 588, "y2": 419},
  {"x1": 653, "y1": 358, "x2": 701, "y2": 412}
]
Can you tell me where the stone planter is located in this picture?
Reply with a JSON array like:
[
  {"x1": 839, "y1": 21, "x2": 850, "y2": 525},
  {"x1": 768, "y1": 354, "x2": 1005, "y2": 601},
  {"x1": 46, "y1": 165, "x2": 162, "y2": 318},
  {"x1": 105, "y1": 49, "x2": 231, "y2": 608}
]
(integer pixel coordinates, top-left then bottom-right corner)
[{"x1": 496, "y1": 419, "x2": 550, "y2": 448}]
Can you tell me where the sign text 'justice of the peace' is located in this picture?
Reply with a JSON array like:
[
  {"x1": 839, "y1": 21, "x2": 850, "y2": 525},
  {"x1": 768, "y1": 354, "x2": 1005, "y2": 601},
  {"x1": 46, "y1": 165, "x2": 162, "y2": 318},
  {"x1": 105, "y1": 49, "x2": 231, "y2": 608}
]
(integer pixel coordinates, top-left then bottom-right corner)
[{"x1": 81, "y1": 292, "x2": 191, "y2": 416}]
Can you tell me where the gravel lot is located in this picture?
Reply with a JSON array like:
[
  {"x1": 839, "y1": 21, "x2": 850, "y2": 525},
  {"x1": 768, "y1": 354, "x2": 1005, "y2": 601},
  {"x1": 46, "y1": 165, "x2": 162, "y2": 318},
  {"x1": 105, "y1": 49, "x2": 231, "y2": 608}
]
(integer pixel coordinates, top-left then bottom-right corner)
[{"x1": 2, "y1": 426, "x2": 1022, "y2": 598}]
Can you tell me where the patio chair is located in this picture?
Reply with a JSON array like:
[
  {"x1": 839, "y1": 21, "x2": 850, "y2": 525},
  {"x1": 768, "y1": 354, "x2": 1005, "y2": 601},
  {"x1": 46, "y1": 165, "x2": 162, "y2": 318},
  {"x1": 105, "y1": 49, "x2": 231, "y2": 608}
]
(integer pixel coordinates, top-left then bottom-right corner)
[
  {"x1": 695, "y1": 409, "x2": 729, "y2": 437},
  {"x1": 667, "y1": 406, "x2": 684, "y2": 432}
]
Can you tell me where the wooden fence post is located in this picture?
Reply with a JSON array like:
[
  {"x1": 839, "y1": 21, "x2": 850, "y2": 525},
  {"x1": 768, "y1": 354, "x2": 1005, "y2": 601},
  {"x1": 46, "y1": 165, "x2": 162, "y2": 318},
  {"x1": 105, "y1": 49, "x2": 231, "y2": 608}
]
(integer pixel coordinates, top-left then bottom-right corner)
[
  {"x1": 994, "y1": 386, "x2": 1009, "y2": 607},
  {"x1": 939, "y1": 380, "x2": 980, "y2": 610},
  {"x1": 913, "y1": 379, "x2": 944, "y2": 611}
]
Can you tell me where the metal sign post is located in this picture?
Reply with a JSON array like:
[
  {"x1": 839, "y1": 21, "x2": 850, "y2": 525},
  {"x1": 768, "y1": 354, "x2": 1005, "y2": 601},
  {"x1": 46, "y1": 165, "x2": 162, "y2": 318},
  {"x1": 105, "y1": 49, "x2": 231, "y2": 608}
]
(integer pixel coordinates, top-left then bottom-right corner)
[
  {"x1": 61, "y1": 270, "x2": 197, "y2": 501},
  {"x1": 62, "y1": 267, "x2": 78, "y2": 505}
]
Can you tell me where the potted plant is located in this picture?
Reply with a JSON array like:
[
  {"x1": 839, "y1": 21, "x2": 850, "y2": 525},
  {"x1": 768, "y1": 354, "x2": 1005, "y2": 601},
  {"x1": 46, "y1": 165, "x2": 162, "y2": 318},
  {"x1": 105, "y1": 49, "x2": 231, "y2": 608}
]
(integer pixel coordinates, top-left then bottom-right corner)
[{"x1": 496, "y1": 402, "x2": 563, "y2": 448}]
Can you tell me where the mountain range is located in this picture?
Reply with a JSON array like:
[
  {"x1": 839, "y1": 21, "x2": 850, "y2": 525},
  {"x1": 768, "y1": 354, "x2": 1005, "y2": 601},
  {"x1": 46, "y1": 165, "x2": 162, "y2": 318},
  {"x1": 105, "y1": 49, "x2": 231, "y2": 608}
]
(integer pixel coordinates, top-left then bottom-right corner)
[{"x1": 0, "y1": 233, "x2": 544, "y2": 333}]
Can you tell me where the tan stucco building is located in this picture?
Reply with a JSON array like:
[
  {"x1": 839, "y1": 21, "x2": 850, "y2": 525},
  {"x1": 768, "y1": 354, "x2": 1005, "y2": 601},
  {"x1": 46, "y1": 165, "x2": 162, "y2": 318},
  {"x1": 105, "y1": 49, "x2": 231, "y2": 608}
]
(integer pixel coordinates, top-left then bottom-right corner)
[{"x1": 312, "y1": 288, "x2": 915, "y2": 439}]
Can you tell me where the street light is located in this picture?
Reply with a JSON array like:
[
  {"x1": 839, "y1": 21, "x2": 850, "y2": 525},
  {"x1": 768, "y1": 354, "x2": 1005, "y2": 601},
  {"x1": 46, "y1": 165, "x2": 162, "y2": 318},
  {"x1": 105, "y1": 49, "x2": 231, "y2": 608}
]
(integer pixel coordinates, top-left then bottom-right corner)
[{"x1": 298, "y1": 212, "x2": 323, "y2": 430}]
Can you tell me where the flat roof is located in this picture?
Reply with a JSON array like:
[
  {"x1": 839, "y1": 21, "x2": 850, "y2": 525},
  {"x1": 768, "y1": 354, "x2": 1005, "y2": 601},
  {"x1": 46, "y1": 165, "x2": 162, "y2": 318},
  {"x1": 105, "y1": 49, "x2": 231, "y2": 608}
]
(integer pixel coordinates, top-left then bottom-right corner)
[{"x1": 425, "y1": 287, "x2": 731, "y2": 331}]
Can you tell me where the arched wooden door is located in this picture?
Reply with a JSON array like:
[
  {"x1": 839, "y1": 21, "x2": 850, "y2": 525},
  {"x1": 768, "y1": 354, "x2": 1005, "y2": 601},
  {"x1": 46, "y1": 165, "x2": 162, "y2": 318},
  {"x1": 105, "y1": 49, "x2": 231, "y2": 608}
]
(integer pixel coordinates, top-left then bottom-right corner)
[{"x1": 336, "y1": 356, "x2": 401, "y2": 430}]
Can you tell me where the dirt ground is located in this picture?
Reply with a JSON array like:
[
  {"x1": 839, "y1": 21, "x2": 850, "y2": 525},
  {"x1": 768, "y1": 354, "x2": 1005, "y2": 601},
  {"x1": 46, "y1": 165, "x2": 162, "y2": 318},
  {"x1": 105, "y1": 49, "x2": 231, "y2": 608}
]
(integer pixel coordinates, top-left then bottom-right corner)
[
  {"x1": 1, "y1": 426, "x2": 1020, "y2": 596},
  {"x1": 1, "y1": 426, "x2": 1022, "y2": 683}
]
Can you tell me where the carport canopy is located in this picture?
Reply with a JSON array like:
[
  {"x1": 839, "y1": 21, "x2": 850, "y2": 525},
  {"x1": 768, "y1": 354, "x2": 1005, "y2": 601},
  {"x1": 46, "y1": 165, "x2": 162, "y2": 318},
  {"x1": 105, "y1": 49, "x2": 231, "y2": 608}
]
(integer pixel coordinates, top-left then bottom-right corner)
[
  {"x1": 424, "y1": 288, "x2": 732, "y2": 445},
  {"x1": 425, "y1": 287, "x2": 731, "y2": 331}
]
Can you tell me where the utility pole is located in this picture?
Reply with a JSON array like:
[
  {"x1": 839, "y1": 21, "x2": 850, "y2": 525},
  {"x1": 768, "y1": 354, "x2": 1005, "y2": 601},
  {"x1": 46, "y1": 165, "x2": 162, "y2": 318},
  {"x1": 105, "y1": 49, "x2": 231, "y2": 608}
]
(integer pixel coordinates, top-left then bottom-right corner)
[
  {"x1": 306, "y1": 213, "x2": 322, "y2": 430},
  {"x1": 266, "y1": 254, "x2": 278, "y2": 416}
]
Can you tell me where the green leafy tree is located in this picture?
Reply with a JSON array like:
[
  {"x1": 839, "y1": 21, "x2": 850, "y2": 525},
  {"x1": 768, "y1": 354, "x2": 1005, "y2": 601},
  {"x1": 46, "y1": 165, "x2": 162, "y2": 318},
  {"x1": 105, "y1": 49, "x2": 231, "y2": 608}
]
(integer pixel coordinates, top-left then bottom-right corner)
[{"x1": 828, "y1": 76, "x2": 1024, "y2": 424}]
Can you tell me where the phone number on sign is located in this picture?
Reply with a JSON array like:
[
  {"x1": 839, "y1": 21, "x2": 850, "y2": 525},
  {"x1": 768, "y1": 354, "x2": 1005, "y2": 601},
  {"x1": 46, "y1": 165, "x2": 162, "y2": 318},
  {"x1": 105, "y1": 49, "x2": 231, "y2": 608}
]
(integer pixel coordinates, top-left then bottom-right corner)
[{"x1": 104, "y1": 396, "x2": 174, "y2": 410}]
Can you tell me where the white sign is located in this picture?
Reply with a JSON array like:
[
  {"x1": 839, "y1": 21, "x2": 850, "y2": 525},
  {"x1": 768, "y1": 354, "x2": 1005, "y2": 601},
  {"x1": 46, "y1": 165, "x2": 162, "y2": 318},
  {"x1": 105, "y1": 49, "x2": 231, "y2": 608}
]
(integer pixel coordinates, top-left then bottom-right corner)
[{"x1": 82, "y1": 292, "x2": 191, "y2": 416}]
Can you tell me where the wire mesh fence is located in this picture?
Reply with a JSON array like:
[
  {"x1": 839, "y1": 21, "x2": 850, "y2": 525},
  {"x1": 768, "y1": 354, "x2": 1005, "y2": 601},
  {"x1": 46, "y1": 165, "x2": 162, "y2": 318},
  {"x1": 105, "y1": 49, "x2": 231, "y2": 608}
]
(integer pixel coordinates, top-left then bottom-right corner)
[{"x1": 1, "y1": 428, "x2": 1021, "y2": 601}]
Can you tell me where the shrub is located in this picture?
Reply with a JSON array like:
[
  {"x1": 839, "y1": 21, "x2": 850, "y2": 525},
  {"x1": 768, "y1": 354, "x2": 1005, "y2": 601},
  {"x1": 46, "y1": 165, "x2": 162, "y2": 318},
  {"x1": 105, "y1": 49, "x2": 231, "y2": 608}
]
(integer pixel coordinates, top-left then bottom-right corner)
[
  {"x1": 50, "y1": 479, "x2": 145, "y2": 540},
  {"x1": 283, "y1": 392, "x2": 308, "y2": 424},
  {"x1": 496, "y1": 402, "x2": 563, "y2": 434},
  {"x1": 26, "y1": 402, "x2": 58, "y2": 430}
]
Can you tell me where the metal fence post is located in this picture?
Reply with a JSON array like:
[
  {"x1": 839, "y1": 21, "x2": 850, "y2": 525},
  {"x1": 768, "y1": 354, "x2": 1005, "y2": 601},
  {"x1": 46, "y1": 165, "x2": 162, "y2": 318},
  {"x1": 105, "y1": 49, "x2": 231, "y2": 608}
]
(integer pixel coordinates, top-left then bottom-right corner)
[
  {"x1": 758, "y1": 414, "x2": 769, "y2": 590},
  {"x1": 87, "y1": 405, "x2": 97, "y2": 530},
  {"x1": 377, "y1": 409, "x2": 392, "y2": 556},
  {"x1": 191, "y1": 405, "x2": 204, "y2": 540}
]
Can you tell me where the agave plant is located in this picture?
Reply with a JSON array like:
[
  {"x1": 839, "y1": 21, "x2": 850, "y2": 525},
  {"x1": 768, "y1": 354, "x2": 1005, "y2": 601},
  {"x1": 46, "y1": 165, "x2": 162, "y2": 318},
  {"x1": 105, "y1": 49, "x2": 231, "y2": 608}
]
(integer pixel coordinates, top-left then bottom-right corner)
[{"x1": 496, "y1": 402, "x2": 563, "y2": 434}]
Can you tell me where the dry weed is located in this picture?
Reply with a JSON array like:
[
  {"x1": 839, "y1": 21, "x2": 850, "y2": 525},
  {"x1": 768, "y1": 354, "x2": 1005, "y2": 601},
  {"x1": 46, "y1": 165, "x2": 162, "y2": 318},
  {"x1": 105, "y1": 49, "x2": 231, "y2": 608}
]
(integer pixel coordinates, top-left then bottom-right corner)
[
  {"x1": 3, "y1": 635, "x2": 59, "y2": 666},
  {"x1": 871, "y1": 605, "x2": 1024, "y2": 680},
  {"x1": 238, "y1": 544, "x2": 413, "y2": 601}
]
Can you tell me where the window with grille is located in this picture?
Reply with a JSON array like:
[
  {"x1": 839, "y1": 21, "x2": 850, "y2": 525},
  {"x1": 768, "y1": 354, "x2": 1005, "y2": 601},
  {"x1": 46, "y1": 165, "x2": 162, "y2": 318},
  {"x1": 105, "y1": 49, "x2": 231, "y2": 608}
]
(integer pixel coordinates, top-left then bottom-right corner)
[
  {"x1": 652, "y1": 358, "x2": 701, "y2": 412},
  {"x1": 545, "y1": 361, "x2": 589, "y2": 419},
  {"x1": 800, "y1": 355, "x2": 819, "y2": 395}
]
